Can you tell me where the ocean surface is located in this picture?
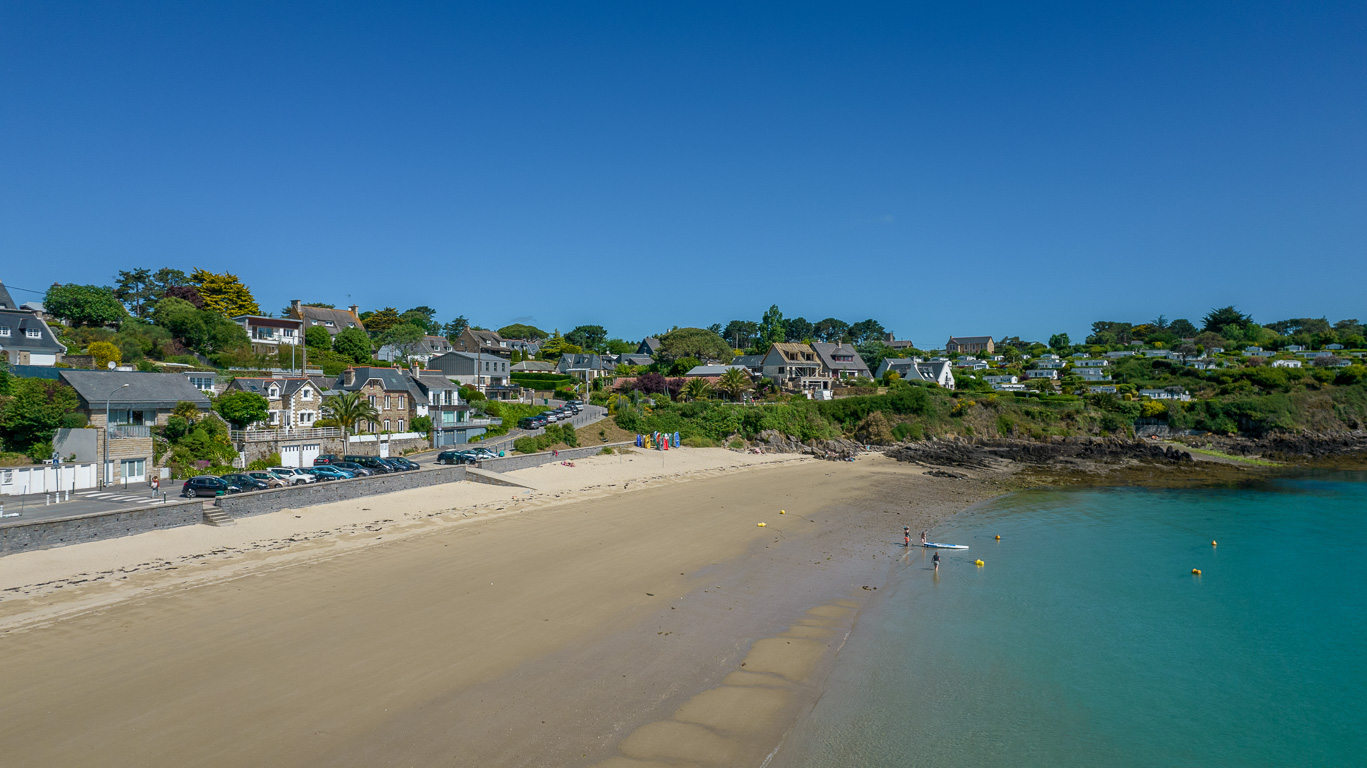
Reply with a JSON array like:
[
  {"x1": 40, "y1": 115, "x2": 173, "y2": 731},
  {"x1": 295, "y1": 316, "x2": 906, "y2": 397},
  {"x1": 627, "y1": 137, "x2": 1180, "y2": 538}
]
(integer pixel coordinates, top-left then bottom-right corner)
[{"x1": 784, "y1": 472, "x2": 1367, "y2": 767}]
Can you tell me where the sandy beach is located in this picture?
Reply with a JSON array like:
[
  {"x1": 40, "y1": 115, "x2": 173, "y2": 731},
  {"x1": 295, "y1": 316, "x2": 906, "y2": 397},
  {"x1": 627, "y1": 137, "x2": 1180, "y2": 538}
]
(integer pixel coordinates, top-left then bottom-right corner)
[{"x1": 0, "y1": 447, "x2": 1011, "y2": 767}]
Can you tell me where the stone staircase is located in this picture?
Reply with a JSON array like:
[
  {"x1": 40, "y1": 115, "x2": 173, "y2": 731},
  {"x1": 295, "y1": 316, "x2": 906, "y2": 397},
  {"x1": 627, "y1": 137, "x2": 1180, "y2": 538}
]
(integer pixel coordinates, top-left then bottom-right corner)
[{"x1": 202, "y1": 506, "x2": 236, "y2": 527}]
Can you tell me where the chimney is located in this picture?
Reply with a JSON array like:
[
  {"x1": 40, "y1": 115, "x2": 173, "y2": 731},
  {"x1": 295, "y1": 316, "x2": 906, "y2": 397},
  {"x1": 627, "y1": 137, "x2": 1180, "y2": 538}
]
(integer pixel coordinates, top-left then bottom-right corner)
[
  {"x1": 349, "y1": 304, "x2": 359, "y2": 316},
  {"x1": 411, "y1": 361, "x2": 420, "y2": 377},
  {"x1": 290, "y1": 299, "x2": 301, "y2": 318},
  {"x1": 344, "y1": 368, "x2": 355, "y2": 386}
]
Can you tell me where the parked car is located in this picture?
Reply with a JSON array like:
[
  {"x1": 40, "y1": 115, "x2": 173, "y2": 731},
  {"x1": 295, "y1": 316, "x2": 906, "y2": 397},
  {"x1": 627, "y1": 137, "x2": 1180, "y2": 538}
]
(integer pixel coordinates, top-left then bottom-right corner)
[
  {"x1": 271, "y1": 467, "x2": 317, "y2": 485},
  {"x1": 565, "y1": 400, "x2": 584, "y2": 408},
  {"x1": 436, "y1": 450, "x2": 479, "y2": 465},
  {"x1": 468, "y1": 447, "x2": 497, "y2": 460},
  {"x1": 246, "y1": 471, "x2": 289, "y2": 488},
  {"x1": 330, "y1": 461, "x2": 373, "y2": 476},
  {"x1": 312, "y1": 454, "x2": 342, "y2": 466},
  {"x1": 374, "y1": 458, "x2": 405, "y2": 472},
  {"x1": 518, "y1": 416, "x2": 540, "y2": 430},
  {"x1": 388, "y1": 457, "x2": 420, "y2": 471},
  {"x1": 306, "y1": 465, "x2": 353, "y2": 481},
  {"x1": 222, "y1": 473, "x2": 269, "y2": 491},
  {"x1": 343, "y1": 455, "x2": 393, "y2": 473},
  {"x1": 182, "y1": 475, "x2": 237, "y2": 498},
  {"x1": 543, "y1": 412, "x2": 558, "y2": 423}
]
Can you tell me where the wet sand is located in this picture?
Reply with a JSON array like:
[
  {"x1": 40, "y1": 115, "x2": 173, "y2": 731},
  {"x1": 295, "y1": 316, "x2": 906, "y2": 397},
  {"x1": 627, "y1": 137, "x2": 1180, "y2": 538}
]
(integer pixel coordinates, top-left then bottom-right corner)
[{"x1": 0, "y1": 449, "x2": 1010, "y2": 767}]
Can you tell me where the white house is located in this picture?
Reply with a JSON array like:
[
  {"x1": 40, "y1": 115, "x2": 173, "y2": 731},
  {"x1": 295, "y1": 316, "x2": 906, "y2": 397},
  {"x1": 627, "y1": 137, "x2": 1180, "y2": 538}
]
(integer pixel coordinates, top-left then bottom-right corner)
[
  {"x1": 1271, "y1": 359, "x2": 1302, "y2": 368},
  {"x1": 1025, "y1": 369, "x2": 1059, "y2": 380},
  {"x1": 875, "y1": 358, "x2": 956, "y2": 389},
  {"x1": 983, "y1": 374, "x2": 1018, "y2": 385},
  {"x1": 1074, "y1": 370, "x2": 1112, "y2": 382},
  {"x1": 993, "y1": 382, "x2": 1028, "y2": 392},
  {"x1": 1088, "y1": 384, "x2": 1118, "y2": 394},
  {"x1": 1140, "y1": 387, "x2": 1191, "y2": 402}
]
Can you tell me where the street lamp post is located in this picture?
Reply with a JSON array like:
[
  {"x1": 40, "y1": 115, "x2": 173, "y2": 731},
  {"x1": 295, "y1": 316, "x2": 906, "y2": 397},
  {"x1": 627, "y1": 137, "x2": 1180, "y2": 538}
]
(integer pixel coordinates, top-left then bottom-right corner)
[{"x1": 102, "y1": 383, "x2": 129, "y2": 489}]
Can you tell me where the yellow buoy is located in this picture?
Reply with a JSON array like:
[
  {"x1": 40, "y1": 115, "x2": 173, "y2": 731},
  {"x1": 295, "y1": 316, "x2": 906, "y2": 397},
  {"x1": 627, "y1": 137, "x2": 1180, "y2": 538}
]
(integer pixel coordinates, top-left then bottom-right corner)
[
  {"x1": 757, "y1": 522, "x2": 766, "y2": 527},
  {"x1": 1192, "y1": 568, "x2": 1202, "y2": 575},
  {"x1": 995, "y1": 535, "x2": 1001, "y2": 540},
  {"x1": 780, "y1": 510, "x2": 785, "y2": 514},
  {"x1": 975, "y1": 559, "x2": 984, "y2": 566},
  {"x1": 1211, "y1": 541, "x2": 1217, "y2": 547}
]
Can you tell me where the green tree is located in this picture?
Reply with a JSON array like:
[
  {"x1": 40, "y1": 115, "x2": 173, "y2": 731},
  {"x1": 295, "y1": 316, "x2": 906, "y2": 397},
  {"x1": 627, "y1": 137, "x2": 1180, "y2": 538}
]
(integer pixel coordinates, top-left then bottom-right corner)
[
  {"x1": 44, "y1": 284, "x2": 128, "y2": 327},
  {"x1": 715, "y1": 367, "x2": 752, "y2": 401},
  {"x1": 378, "y1": 322, "x2": 426, "y2": 361},
  {"x1": 721, "y1": 320, "x2": 761, "y2": 349},
  {"x1": 605, "y1": 338, "x2": 634, "y2": 354},
  {"x1": 0, "y1": 379, "x2": 80, "y2": 452},
  {"x1": 657, "y1": 328, "x2": 734, "y2": 364},
  {"x1": 153, "y1": 297, "x2": 209, "y2": 350},
  {"x1": 442, "y1": 315, "x2": 470, "y2": 341},
  {"x1": 1203, "y1": 306, "x2": 1254, "y2": 335},
  {"x1": 813, "y1": 318, "x2": 851, "y2": 343},
  {"x1": 566, "y1": 324, "x2": 607, "y2": 351},
  {"x1": 785, "y1": 316, "x2": 814, "y2": 343},
  {"x1": 214, "y1": 391, "x2": 269, "y2": 429},
  {"x1": 88, "y1": 341, "x2": 122, "y2": 369},
  {"x1": 1168, "y1": 318, "x2": 1198, "y2": 337},
  {"x1": 1049, "y1": 333, "x2": 1071, "y2": 351},
  {"x1": 333, "y1": 326, "x2": 373, "y2": 363},
  {"x1": 172, "y1": 400, "x2": 202, "y2": 424},
  {"x1": 189, "y1": 269, "x2": 260, "y2": 317},
  {"x1": 847, "y1": 319, "x2": 886, "y2": 345},
  {"x1": 305, "y1": 325, "x2": 332, "y2": 350},
  {"x1": 681, "y1": 378, "x2": 712, "y2": 402},
  {"x1": 760, "y1": 305, "x2": 786, "y2": 346},
  {"x1": 400, "y1": 306, "x2": 440, "y2": 334},
  {"x1": 363, "y1": 307, "x2": 401, "y2": 336},
  {"x1": 497, "y1": 323, "x2": 548, "y2": 340},
  {"x1": 322, "y1": 391, "x2": 379, "y2": 439},
  {"x1": 112, "y1": 268, "x2": 156, "y2": 319}
]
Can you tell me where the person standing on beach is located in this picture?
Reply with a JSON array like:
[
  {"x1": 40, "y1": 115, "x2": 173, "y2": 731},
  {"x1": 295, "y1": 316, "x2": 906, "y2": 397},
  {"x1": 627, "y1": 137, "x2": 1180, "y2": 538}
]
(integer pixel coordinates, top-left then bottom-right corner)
[
  {"x1": 932, "y1": 551, "x2": 940, "y2": 572},
  {"x1": 904, "y1": 527, "x2": 910, "y2": 547},
  {"x1": 921, "y1": 531, "x2": 927, "y2": 546}
]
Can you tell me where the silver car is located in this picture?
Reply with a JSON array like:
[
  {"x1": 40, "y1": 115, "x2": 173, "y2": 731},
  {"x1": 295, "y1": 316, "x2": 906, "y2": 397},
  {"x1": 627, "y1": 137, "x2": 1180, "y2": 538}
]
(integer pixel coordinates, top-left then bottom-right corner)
[{"x1": 270, "y1": 467, "x2": 317, "y2": 485}]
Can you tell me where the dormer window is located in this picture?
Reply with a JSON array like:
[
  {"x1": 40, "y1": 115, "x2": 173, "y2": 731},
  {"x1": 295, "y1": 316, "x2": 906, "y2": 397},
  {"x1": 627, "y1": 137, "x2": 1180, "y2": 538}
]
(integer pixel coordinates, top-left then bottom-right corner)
[
  {"x1": 0, "y1": 327, "x2": 9, "y2": 337},
  {"x1": 26, "y1": 328, "x2": 41, "y2": 339},
  {"x1": 268, "y1": 386, "x2": 279, "y2": 398},
  {"x1": 325, "y1": 321, "x2": 335, "y2": 327}
]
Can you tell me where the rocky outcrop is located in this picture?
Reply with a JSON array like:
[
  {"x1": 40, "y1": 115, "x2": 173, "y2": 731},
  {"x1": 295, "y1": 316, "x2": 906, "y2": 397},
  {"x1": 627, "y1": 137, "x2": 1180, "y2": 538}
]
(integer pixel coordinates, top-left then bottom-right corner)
[
  {"x1": 752, "y1": 430, "x2": 863, "y2": 460},
  {"x1": 1181, "y1": 431, "x2": 1367, "y2": 459},
  {"x1": 885, "y1": 437, "x2": 1193, "y2": 469}
]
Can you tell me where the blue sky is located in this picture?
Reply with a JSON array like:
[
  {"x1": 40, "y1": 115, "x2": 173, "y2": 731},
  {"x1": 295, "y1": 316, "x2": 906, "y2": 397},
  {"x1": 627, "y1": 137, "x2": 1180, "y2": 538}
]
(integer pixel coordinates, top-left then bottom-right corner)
[{"x1": 2, "y1": 1, "x2": 1363, "y2": 344}]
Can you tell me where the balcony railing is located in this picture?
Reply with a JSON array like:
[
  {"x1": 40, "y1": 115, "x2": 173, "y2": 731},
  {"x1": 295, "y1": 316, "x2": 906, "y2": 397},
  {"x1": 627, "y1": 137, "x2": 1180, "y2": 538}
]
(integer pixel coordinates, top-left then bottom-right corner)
[
  {"x1": 107, "y1": 425, "x2": 151, "y2": 439},
  {"x1": 229, "y1": 427, "x2": 343, "y2": 442}
]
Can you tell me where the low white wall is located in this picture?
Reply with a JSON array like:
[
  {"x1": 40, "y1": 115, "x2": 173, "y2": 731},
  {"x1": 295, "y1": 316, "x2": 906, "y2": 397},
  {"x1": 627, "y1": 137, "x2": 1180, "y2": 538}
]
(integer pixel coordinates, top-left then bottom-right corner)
[{"x1": 0, "y1": 463, "x2": 99, "y2": 496}]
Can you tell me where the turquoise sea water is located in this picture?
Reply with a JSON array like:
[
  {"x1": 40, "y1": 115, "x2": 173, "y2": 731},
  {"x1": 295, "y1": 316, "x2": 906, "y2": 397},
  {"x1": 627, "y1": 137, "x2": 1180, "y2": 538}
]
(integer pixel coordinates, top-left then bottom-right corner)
[{"x1": 785, "y1": 473, "x2": 1367, "y2": 767}]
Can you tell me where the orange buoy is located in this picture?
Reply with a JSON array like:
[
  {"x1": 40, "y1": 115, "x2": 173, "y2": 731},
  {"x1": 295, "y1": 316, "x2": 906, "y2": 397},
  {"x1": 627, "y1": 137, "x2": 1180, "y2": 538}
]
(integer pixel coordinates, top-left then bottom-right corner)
[
  {"x1": 995, "y1": 535, "x2": 1001, "y2": 540},
  {"x1": 1211, "y1": 541, "x2": 1217, "y2": 547}
]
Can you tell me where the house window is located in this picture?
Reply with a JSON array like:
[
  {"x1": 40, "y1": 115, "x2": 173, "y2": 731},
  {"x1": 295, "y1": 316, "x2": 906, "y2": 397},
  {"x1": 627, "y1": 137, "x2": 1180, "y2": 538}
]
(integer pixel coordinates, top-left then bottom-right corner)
[
  {"x1": 383, "y1": 419, "x2": 390, "y2": 432},
  {"x1": 397, "y1": 395, "x2": 405, "y2": 409},
  {"x1": 398, "y1": 419, "x2": 405, "y2": 432},
  {"x1": 369, "y1": 395, "x2": 377, "y2": 408},
  {"x1": 120, "y1": 458, "x2": 146, "y2": 480},
  {"x1": 302, "y1": 388, "x2": 312, "y2": 400},
  {"x1": 0, "y1": 327, "x2": 9, "y2": 337},
  {"x1": 325, "y1": 321, "x2": 335, "y2": 327},
  {"x1": 0, "y1": 469, "x2": 12, "y2": 484},
  {"x1": 283, "y1": 329, "x2": 295, "y2": 338},
  {"x1": 384, "y1": 395, "x2": 391, "y2": 409},
  {"x1": 268, "y1": 387, "x2": 279, "y2": 398},
  {"x1": 26, "y1": 328, "x2": 41, "y2": 338}
]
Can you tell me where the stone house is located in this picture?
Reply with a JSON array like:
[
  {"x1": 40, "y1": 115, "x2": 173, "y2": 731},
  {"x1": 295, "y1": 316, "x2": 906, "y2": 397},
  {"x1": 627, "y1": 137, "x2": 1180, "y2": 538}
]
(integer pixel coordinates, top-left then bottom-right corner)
[
  {"x1": 945, "y1": 336, "x2": 995, "y2": 355},
  {"x1": 333, "y1": 367, "x2": 423, "y2": 434},
  {"x1": 286, "y1": 300, "x2": 366, "y2": 339},
  {"x1": 760, "y1": 343, "x2": 831, "y2": 393},
  {"x1": 223, "y1": 377, "x2": 325, "y2": 429}
]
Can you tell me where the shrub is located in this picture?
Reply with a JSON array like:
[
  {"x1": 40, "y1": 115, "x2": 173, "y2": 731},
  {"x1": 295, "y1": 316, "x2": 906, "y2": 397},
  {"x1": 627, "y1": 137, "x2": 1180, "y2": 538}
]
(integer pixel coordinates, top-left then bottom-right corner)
[
  {"x1": 891, "y1": 422, "x2": 924, "y2": 442},
  {"x1": 854, "y1": 412, "x2": 895, "y2": 445},
  {"x1": 682, "y1": 436, "x2": 718, "y2": 448},
  {"x1": 247, "y1": 452, "x2": 281, "y2": 471},
  {"x1": 727, "y1": 439, "x2": 746, "y2": 450}
]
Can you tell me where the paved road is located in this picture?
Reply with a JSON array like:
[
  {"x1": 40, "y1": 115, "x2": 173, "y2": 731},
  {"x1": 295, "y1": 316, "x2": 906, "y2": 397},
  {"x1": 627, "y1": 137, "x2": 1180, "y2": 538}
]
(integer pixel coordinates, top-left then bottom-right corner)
[
  {"x1": 413, "y1": 403, "x2": 607, "y2": 465},
  {"x1": 0, "y1": 487, "x2": 188, "y2": 526}
]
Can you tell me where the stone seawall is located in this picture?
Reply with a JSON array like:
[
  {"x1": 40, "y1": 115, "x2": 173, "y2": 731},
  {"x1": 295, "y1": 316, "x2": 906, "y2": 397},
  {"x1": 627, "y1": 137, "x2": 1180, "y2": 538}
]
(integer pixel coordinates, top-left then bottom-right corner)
[
  {"x1": 0, "y1": 499, "x2": 206, "y2": 556},
  {"x1": 479, "y1": 442, "x2": 633, "y2": 474},
  {"x1": 217, "y1": 465, "x2": 468, "y2": 518}
]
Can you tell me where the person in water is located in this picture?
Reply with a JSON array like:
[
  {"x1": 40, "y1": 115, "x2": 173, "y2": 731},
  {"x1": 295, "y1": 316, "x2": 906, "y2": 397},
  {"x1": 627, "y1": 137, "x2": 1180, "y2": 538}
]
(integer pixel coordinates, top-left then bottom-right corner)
[
  {"x1": 904, "y1": 527, "x2": 910, "y2": 547},
  {"x1": 921, "y1": 531, "x2": 928, "y2": 546},
  {"x1": 932, "y1": 550, "x2": 940, "y2": 571}
]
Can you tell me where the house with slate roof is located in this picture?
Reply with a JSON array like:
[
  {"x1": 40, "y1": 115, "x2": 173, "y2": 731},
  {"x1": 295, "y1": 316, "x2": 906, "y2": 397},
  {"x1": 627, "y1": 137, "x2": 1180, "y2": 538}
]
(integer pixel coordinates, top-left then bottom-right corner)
[
  {"x1": 333, "y1": 367, "x2": 428, "y2": 434},
  {"x1": 636, "y1": 337, "x2": 661, "y2": 357},
  {"x1": 557, "y1": 353, "x2": 614, "y2": 381},
  {"x1": 945, "y1": 336, "x2": 995, "y2": 355},
  {"x1": 223, "y1": 377, "x2": 325, "y2": 430},
  {"x1": 287, "y1": 300, "x2": 366, "y2": 339},
  {"x1": 0, "y1": 281, "x2": 18, "y2": 310},
  {"x1": 874, "y1": 358, "x2": 956, "y2": 389},
  {"x1": 56, "y1": 370, "x2": 212, "y2": 485},
  {"x1": 378, "y1": 334, "x2": 456, "y2": 365},
  {"x1": 811, "y1": 341, "x2": 872, "y2": 380},
  {"x1": 0, "y1": 308, "x2": 67, "y2": 366},
  {"x1": 427, "y1": 350, "x2": 513, "y2": 395},
  {"x1": 233, "y1": 315, "x2": 304, "y2": 356}
]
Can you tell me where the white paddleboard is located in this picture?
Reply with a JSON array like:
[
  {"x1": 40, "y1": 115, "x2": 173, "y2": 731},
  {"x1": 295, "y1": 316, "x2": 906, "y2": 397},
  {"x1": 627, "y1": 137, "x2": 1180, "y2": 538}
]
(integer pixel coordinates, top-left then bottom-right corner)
[{"x1": 923, "y1": 543, "x2": 969, "y2": 549}]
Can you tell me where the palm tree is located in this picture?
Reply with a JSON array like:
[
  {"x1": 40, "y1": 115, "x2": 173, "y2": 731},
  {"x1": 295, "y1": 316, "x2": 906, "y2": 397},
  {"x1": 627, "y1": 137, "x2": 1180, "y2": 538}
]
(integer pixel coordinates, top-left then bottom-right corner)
[
  {"x1": 682, "y1": 378, "x2": 712, "y2": 402},
  {"x1": 716, "y1": 367, "x2": 752, "y2": 402},
  {"x1": 322, "y1": 391, "x2": 379, "y2": 440}
]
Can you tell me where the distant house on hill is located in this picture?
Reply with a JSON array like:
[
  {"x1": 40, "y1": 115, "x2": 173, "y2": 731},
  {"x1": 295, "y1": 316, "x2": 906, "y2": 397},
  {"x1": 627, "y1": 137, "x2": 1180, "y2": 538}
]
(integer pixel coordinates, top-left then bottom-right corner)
[
  {"x1": 811, "y1": 341, "x2": 872, "y2": 380},
  {"x1": 287, "y1": 300, "x2": 366, "y2": 338},
  {"x1": 945, "y1": 336, "x2": 994, "y2": 354},
  {"x1": 636, "y1": 337, "x2": 661, "y2": 357},
  {"x1": 874, "y1": 358, "x2": 955, "y2": 389},
  {"x1": 0, "y1": 307, "x2": 67, "y2": 366},
  {"x1": 760, "y1": 343, "x2": 830, "y2": 393}
]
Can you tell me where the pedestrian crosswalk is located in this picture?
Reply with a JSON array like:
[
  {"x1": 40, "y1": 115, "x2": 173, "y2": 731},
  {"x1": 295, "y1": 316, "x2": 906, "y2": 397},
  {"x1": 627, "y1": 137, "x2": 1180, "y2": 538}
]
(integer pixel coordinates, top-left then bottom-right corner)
[{"x1": 77, "y1": 491, "x2": 163, "y2": 504}]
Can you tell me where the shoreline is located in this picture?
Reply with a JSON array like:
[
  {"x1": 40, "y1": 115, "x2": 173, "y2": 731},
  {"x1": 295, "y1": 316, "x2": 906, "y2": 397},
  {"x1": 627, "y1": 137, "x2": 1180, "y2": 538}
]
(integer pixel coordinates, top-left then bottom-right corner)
[{"x1": 0, "y1": 446, "x2": 1283, "y2": 766}]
